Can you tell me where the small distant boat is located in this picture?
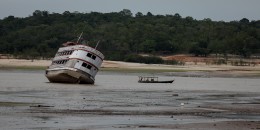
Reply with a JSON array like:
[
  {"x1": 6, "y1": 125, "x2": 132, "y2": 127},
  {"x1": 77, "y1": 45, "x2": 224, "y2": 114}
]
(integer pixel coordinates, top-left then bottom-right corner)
[
  {"x1": 45, "y1": 32, "x2": 104, "y2": 84},
  {"x1": 138, "y1": 76, "x2": 174, "y2": 83}
]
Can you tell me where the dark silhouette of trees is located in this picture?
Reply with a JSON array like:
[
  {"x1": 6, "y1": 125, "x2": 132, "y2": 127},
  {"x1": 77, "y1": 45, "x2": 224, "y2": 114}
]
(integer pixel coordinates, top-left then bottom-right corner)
[{"x1": 0, "y1": 10, "x2": 259, "y2": 62}]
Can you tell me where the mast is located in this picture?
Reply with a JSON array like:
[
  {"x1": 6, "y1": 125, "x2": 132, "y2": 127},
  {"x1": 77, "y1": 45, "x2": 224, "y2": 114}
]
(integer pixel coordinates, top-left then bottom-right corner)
[
  {"x1": 76, "y1": 32, "x2": 83, "y2": 43},
  {"x1": 95, "y1": 40, "x2": 100, "y2": 49}
]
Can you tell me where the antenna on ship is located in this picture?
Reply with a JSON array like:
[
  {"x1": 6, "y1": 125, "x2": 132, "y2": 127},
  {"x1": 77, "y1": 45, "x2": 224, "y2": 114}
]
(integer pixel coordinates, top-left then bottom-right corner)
[
  {"x1": 95, "y1": 40, "x2": 100, "y2": 49},
  {"x1": 77, "y1": 32, "x2": 83, "y2": 43}
]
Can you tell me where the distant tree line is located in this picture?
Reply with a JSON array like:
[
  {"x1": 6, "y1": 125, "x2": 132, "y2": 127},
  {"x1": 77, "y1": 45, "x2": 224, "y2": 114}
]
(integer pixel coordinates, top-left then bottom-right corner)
[{"x1": 0, "y1": 9, "x2": 259, "y2": 62}]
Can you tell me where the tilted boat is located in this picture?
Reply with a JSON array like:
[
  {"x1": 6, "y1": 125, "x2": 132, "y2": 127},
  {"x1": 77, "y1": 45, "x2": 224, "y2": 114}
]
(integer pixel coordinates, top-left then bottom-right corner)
[
  {"x1": 45, "y1": 33, "x2": 104, "y2": 84},
  {"x1": 138, "y1": 76, "x2": 174, "y2": 83}
]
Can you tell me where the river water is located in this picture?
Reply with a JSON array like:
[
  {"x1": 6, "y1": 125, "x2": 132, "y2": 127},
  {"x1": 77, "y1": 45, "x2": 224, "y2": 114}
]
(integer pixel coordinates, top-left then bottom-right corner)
[
  {"x1": 0, "y1": 70, "x2": 260, "y2": 129},
  {"x1": 0, "y1": 70, "x2": 259, "y2": 92}
]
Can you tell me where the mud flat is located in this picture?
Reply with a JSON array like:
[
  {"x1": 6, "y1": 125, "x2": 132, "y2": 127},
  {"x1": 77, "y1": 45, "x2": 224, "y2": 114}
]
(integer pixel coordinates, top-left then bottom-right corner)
[{"x1": 0, "y1": 70, "x2": 260, "y2": 129}]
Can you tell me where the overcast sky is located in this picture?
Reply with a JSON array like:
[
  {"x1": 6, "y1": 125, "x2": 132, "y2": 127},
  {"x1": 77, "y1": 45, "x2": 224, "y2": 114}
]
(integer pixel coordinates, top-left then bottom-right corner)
[{"x1": 0, "y1": 0, "x2": 259, "y2": 21}]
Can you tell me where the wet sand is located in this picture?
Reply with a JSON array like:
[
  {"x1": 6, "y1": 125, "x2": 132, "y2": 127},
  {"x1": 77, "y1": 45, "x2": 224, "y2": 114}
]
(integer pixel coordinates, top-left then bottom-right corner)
[{"x1": 0, "y1": 70, "x2": 260, "y2": 129}]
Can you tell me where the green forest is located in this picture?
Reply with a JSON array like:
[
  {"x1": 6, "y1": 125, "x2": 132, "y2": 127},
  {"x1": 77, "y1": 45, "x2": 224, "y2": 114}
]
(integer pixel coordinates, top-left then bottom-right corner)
[{"x1": 0, "y1": 9, "x2": 259, "y2": 62}]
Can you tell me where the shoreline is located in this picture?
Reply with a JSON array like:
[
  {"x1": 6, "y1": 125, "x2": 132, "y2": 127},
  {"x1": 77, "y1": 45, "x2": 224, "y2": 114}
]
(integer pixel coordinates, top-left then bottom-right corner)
[{"x1": 0, "y1": 59, "x2": 260, "y2": 77}]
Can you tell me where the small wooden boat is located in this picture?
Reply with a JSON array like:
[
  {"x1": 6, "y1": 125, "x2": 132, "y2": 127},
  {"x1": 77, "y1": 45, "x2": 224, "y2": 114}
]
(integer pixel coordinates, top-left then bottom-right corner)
[{"x1": 138, "y1": 76, "x2": 174, "y2": 83}]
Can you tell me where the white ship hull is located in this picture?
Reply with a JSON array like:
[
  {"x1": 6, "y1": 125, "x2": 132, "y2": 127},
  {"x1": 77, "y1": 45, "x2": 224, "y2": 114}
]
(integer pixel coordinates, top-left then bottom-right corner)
[{"x1": 46, "y1": 68, "x2": 94, "y2": 84}]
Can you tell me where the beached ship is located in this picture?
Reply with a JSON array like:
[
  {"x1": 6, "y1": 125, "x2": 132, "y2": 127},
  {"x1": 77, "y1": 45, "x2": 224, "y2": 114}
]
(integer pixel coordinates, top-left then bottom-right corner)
[
  {"x1": 138, "y1": 76, "x2": 174, "y2": 83},
  {"x1": 45, "y1": 33, "x2": 104, "y2": 84}
]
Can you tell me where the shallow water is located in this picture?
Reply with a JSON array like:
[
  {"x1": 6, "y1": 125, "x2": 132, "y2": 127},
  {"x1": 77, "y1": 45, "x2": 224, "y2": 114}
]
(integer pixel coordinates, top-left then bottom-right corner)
[
  {"x1": 1, "y1": 70, "x2": 259, "y2": 92},
  {"x1": 0, "y1": 70, "x2": 260, "y2": 129}
]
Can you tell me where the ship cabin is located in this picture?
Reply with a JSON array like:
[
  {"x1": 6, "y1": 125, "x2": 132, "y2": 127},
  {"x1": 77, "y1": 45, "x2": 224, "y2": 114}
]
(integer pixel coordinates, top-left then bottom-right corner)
[{"x1": 49, "y1": 44, "x2": 104, "y2": 79}]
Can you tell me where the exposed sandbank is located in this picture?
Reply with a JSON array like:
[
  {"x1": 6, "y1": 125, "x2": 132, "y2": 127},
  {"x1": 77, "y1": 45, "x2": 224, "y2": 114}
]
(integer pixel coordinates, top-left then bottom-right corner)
[{"x1": 0, "y1": 59, "x2": 259, "y2": 77}]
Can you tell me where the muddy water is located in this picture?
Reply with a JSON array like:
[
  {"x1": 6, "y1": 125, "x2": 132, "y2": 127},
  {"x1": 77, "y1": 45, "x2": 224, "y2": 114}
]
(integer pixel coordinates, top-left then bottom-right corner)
[{"x1": 0, "y1": 70, "x2": 260, "y2": 129}]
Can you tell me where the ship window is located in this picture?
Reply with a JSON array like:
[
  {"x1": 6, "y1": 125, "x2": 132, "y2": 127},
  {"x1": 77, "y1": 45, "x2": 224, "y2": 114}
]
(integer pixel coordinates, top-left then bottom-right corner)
[
  {"x1": 87, "y1": 53, "x2": 92, "y2": 57},
  {"x1": 57, "y1": 51, "x2": 73, "y2": 56},
  {"x1": 87, "y1": 65, "x2": 92, "y2": 69},
  {"x1": 92, "y1": 55, "x2": 96, "y2": 60},
  {"x1": 82, "y1": 62, "x2": 87, "y2": 67},
  {"x1": 53, "y1": 60, "x2": 69, "y2": 64}
]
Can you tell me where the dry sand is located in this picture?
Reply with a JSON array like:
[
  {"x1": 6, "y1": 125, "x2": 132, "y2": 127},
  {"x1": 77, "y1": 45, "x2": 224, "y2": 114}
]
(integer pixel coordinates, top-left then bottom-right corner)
[
  {"x1": 0, "y1": 59, "x2": 51, "y2": 67},
  {"x1": 1, "y1": 58, "x2": 259, "y2": 70},
  {"x1": 0, "y1": 59, "x2": 260, "y2": 77}
]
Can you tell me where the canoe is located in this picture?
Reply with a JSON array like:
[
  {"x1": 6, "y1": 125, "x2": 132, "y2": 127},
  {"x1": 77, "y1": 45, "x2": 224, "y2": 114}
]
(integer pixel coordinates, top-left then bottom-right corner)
[{"x1": 138, "y1": 76, "x2": 174, "y2": 83}]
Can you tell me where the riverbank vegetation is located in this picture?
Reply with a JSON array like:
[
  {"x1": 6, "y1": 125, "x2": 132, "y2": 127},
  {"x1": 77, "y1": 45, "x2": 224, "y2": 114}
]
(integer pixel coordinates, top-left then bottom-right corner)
[{"x1": 0, "y1": 9, "x2": 259, "y2": 63}]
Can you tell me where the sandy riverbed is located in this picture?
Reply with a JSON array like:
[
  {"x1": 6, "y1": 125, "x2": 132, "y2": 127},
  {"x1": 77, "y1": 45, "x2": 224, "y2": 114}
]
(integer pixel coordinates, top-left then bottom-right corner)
[{"x1": 0, "y1": 70, "x2": 260, "y2": 129}]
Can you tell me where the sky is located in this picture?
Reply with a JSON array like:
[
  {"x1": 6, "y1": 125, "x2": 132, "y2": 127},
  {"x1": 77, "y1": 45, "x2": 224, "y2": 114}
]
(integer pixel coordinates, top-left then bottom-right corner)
[{"x1": 0, "y1": 0, "x2": 259, "y2": 21}]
